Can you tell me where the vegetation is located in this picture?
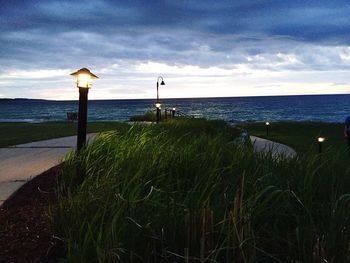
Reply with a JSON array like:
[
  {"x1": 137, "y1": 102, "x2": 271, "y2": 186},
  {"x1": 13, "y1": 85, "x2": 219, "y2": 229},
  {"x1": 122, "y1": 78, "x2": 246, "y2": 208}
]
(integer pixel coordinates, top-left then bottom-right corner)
[
  {"x1": 54, "y1": 118, "x2": 350, "y2": 262},
  {"x1": 129, "y1": 111, "x2": 157, "y2": 122},
  {"x1": 129, "y1": 110, "x2": 181, "y2": 122},
  {"x1": 239, "y1": 121, "x2": 347, "y2": 153},
  {"x1": 0, "y1": 122, "x2": 129, "y2": 147}
]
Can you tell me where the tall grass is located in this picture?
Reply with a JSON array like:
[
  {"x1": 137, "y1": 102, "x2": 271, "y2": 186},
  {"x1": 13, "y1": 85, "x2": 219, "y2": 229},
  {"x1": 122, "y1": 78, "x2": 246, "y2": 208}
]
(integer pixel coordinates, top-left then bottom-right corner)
[{"x1": 53, "y1": 118, "x2": 350, "y2": 262}]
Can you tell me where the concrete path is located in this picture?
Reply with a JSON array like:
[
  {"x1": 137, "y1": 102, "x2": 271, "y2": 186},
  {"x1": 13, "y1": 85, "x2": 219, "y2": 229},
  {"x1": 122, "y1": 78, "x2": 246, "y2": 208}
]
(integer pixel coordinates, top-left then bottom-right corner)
[
  {"x1": 0, "y1": 132, "x2": 295, "y2": 206},
  {"x1": 250, "y1": 136, "x2": 297, "y2": 158},
  {"x1": 0, "y1": 134, "x2": 98, "y2": 206}
]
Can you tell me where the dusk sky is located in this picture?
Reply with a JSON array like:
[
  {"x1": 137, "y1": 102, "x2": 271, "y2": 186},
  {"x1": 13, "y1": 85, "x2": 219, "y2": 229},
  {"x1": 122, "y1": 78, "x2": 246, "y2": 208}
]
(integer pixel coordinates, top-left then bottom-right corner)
[{"x1": 1, "y1": 0, "x2": 350, "y2": 100}]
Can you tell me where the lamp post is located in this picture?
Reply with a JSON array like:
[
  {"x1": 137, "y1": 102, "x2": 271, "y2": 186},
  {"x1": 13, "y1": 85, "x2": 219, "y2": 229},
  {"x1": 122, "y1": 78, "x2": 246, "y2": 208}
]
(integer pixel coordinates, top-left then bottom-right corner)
[
  {"x1": 70, "y1": 68, "x2": 98, "y2": 152},
  {"x1": 265, "y1": 122, "x2": 270, "y2": 136},
  {"x1": 155, "y1": 102, "x2": 161, "y2": 123},
  {"x1": 156, "y1": 76, "x2": 165, "y2": 123},
  {"x1": 318, "y1": 137, "x2": 325, "y2": 153},
  {"x1": 172, "y1": 107, "x2": 176, "y2": 118}
]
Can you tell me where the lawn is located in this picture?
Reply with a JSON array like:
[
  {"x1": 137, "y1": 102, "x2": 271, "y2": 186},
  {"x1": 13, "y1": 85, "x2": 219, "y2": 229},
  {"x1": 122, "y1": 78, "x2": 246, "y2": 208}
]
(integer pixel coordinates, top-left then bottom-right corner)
[
  {"x1": 239, "y1": 121, "x2": 347, "y2": 154},
  {"x1": 0, "y1": 122, "x2": 130, "y2": 147},
  {"x1": 54, "y1": 118, "x2": 350, "y2": 262}
]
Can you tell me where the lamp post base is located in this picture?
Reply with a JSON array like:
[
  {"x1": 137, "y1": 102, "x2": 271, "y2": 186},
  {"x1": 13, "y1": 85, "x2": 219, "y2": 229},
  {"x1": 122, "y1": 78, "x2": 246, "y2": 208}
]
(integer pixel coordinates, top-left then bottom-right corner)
[
  {"x1": 318, "y1": 142, "x2": 322, "y2": 154},
  {"x1": 156, "y1": 108, "x2": 161, "y2": 123},
  {"x1": 77, "y1": 87, "x2": 89, "y2": 152}
]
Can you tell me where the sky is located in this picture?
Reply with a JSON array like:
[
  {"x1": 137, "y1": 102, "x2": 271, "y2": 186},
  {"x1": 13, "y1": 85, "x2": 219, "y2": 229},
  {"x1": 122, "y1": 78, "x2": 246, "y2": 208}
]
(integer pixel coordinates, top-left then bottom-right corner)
[{"x1": 1, "y1": 0, "x2": 350, "y2": 100}]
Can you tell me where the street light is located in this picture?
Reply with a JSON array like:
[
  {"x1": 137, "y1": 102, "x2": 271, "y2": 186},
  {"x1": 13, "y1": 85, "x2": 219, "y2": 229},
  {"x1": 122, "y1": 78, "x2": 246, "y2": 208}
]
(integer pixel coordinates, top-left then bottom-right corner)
[
  {"x1": 70, "y1": 68, "x2": 98, "y2": 152},
  {"x1": 155, "y1": 102, "x2": 161, "y2": 123},
  {"x1": 156, "y1": 76, "x2": 165, "y2": 123},
  {"x1": 318, "y1": 137, "x2": 325, "y2": 153},
  {"x1": 172, "y1": 107, "x2": 176, "y2": 118},
  {"x1": 265, "y1": 122, "x2": 270, "y2": 136}
]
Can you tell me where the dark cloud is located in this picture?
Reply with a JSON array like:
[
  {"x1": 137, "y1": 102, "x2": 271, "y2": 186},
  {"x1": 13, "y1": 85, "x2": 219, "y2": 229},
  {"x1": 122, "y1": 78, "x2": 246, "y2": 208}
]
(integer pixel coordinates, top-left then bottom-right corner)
[
  {"x1": 1, "y1": 1, "x2": 350, "y2": 39},
  {"x1": 1, "y1": 0, "x2": 350, "y2": 99}
]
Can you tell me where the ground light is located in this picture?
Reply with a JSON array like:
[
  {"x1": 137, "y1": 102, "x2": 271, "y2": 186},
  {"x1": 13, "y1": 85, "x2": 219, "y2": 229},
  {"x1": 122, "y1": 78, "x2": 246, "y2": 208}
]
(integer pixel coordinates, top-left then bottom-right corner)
[
  {"x1": 156, "y1": 76, "x2": 165, "y2": 123},
  {"x1": 172, "y1": 107, "x2": 176, "y2": 118},
  {"x1": 70, "y1": 68, "x2": 98, "y2": 152},
  {"x1": 265, "y1": 122, "x2": 270, "y2": 136},
  {"x1": 318, "y1": 137, "x2": 325, "y2": 153}
]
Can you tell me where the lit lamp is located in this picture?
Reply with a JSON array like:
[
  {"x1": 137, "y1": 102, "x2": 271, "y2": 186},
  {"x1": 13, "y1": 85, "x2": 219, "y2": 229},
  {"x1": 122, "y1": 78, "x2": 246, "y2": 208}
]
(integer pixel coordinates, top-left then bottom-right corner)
[
  {"x1": 172, "y1": 107, "x2": 176, "y2": 118},
  {"x1": 156, "y1": 76, "x2": 165, "y2": 123},
  {"x1": 70, "y1": 68, "x2": 98, "y2": 152},
  {"x1": 265, "y1": 122, "x2": 270, "y2": 136},
  {"x1": 155, "y1": 102, "x2": 162, "y2": 123},
  {"x1": 318, "y1": 137, "x2": 325, "y2": 153}
]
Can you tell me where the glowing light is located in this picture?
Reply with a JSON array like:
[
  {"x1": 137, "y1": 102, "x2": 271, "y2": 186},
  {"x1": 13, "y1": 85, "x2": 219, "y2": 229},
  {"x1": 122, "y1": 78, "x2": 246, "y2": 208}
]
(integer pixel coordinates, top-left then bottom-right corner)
[
  {"x1": 172, "y1": 107, "x2": 176, "y2": 111},
  {"x1": 155, "y1": 102, "x2": 161, "y2": 109},
  {"x1": 77, "y1": 73, "x2": 92, "y2": 88},
  {"x1": 70, "y1": 68, "x2": 98, "y2": 88},
  {"x1": 266, "y1": 122, "x2": 270, "y2": 126},
  {"x1": 318, "y1": 137, "x2": 325, "y2": 143}
]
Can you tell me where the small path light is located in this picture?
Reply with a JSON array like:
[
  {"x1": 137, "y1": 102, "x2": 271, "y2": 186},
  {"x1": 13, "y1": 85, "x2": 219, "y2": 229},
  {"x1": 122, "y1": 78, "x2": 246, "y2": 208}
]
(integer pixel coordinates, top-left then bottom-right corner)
[
  {"x1": 265, "y1": 122, "x2": 270, "y2": 136},
  {"x1": 156, "y1": 76, "x2": 165, "y2": 123},
  {"x1": 172, "y1": 107, "x2": 176, "y2": 118},
  {"x1": 70, "y1": 68, "x2": 98, "y2": 152},
  {"x1": 318, "y1": 137, "x2": 325, "y2": 153}
]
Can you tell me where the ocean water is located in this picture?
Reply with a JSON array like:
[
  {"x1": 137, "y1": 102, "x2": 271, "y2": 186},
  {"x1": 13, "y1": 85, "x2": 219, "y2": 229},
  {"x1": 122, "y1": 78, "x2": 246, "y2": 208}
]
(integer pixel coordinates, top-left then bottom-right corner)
[{"x1": 1, "y1": 94, "x2": 350, "y2": 123}]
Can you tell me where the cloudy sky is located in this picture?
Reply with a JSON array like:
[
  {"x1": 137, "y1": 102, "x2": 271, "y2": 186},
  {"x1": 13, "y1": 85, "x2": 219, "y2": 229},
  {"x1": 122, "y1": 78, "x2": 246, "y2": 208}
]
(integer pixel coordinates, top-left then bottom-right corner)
[{"x1": 1, "y1": 0, "x2": 350, "y2": 100}]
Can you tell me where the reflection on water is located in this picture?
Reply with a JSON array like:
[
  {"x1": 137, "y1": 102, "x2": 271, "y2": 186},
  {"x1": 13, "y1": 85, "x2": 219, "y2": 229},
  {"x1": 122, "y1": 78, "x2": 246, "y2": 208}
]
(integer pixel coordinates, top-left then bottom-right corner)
[{"x1": 1, "y1": 94, "x2": 350, "y2": 123}]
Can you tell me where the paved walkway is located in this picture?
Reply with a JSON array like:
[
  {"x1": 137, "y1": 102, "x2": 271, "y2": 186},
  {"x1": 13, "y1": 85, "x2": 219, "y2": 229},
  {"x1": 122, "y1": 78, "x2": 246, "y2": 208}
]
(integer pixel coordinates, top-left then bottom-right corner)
[
  {"x1": 0, "y1": 134, "x2": 98, "y2": 206},
  {"x1": 0, "y1": 133, "x2": 295, "y2": 206},
  {"x1": 250, "y1": 136, "x2": 296, "y2": 158}
]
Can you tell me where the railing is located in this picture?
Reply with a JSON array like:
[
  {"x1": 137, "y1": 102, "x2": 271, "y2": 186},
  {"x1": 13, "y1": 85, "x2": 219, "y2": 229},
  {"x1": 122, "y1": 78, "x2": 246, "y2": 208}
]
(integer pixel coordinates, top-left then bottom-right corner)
[
  {"x1": 163, "y1": 108, "x2": 194, "y2": 119},
  {"x1": 176, "y1": 110, "x2": 195, "y2": 118}
]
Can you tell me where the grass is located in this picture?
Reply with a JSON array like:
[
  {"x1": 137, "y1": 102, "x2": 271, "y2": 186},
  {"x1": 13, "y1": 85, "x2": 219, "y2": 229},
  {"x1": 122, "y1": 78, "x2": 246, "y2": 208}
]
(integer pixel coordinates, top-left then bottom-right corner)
[
  {"x1": 53, "y1": 118, "x2": 350, "y2": 262},
  {"x1": 0, "y1": 122, "x2": 130, "y2": 147},
  {"x1": 129, "y1": 111, "x2": 157, "y2": 122},
  {"x1": 239, "y1": 121, "x2": 347, "y2": 154}
]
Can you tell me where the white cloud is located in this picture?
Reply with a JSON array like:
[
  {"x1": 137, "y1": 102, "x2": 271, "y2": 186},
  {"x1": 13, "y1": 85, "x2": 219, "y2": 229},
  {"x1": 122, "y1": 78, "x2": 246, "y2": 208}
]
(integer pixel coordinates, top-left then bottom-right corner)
[
  {"x1": 135, "y1": 62, "x2": 233, "y2": 76},
  {"x1": 340, "y1": 47, "x2": 350, "y2": 62},
  {"x1": 1, "y1": 31, "x2": 350, "y2": 100},
  {"x1": 276, "y1": 53, "x2": 301, "y2": 64},
  {"x1": 1, "y1": 69, "x2": 71, "y2": 79}
]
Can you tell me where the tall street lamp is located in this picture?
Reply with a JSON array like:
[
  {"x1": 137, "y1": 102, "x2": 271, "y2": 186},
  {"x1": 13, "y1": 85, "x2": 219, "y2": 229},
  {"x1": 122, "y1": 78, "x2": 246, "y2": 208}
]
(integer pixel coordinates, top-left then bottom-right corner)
[
  {"x1": 70, "y1": 68, "x2": 98, "y2": 152},
  {"x1": 156, "y1": 76, "x2": 165, "y2": 123},
  {"x1": 155, "y1": 102, "x2": 161, "y2": 123}
]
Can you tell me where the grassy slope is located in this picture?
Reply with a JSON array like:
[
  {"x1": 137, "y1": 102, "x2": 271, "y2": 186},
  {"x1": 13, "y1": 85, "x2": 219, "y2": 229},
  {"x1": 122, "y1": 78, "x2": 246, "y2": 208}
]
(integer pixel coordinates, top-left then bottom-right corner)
[
  {"x1": 0, "y1": 122, "x2": 130, "y2": 147},
  {"x1": 54, "y1": 119, "x2": 350, "y2": 262},
  {"x1": 239, "y1": 122, "x2": 347, "y2": 153}
]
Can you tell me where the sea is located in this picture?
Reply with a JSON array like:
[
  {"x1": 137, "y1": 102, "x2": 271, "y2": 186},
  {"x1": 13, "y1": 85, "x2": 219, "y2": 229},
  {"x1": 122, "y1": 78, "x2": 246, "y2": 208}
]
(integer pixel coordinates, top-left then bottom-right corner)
[{"x1": 1, "y1": 94, "x2": 350, "y2": 123}]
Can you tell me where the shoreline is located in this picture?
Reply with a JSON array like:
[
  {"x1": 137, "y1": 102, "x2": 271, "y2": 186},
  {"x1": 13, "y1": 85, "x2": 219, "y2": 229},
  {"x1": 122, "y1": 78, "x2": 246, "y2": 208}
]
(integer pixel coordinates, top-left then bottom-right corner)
[{"x1": 0, "y1": 119, "x2": 345, "y2": 124}]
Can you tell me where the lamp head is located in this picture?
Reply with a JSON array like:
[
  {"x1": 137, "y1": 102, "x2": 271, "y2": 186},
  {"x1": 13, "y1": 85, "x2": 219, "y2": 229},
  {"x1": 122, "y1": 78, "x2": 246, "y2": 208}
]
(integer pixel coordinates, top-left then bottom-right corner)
[
  {"x1": 157, "y1": 76, "x2": 165, "y2": 85},
  {"x1": 71, "y1": 68, "x2": 98, "y2": 88},
  {"x1": 155, "y1": 102, "x2": 161, "y2": 109},
  {"x1": 318, "y1": 137, "x2": 325, "y2": 143},
  {"x1": 266, "y1": 122, "x2": 270, "y2": 126},
  {"x1": 172, "y1": 107, "x2": 176, "y2": 111}
]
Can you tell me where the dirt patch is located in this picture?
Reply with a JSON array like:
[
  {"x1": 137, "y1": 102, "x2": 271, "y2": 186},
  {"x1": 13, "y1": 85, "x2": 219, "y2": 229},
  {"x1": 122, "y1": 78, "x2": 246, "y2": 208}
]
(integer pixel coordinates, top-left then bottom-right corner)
[{"x1": 0, "y1": 165, "x2": 63, "y2": 263}]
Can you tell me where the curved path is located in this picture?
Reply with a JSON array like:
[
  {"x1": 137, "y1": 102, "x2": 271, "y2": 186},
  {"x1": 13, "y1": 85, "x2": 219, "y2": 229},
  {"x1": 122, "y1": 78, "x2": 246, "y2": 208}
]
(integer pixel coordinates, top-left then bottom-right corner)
[
  {"x1": 0, "y1": 134, "x2": 98, "y2": 206},
  {"x1": 0, "y1": 133, "x2": 295, "y2": 206},
  {"x1": 250, "y1": 136, "x2": 297, "y2": 158}
]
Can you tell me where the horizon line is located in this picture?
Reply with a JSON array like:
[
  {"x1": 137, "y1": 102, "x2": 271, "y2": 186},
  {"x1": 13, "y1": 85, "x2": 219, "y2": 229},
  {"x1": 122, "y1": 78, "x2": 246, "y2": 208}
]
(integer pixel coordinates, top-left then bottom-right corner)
[{"x1": 2, "y1": 92, "x2": 350, "y2": 102}]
